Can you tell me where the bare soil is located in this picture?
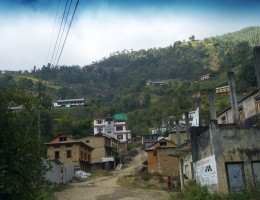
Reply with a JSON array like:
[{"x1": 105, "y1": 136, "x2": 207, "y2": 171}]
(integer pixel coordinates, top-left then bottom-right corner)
[{"x1": 54, "y1": 149, "x2": 173, "y2": 200}]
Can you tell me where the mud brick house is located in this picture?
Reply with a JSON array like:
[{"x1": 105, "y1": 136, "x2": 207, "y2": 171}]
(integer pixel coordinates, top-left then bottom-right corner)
[
  {"x1": 145, "y1": 139, "x2": 178, "y2": 176},
  {"x1": 79, "y1": 134, "x2": 119, "y2": 170},
  {"x1": 45, "y1": 134, "x2": 93, "y2": 172}
]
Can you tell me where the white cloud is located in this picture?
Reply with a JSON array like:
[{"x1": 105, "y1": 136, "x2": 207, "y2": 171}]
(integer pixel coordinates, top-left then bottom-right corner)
[{"x1": 0, "y1": 8, "x2": 260, "y2": 71}]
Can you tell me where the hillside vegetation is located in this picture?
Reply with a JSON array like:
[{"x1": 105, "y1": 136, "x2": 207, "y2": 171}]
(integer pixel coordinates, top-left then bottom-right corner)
[{"x1": 1, "y1": 26, "x2": 259, "y2": 137}]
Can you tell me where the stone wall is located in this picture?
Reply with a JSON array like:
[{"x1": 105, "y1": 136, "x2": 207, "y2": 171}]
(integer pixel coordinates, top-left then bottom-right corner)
[{"x1": 80, "y1": 136, "x2": 105, "y2": 163}]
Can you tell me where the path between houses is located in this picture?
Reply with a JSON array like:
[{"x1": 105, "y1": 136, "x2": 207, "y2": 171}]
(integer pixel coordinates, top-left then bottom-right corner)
[{"x1": 54, "y1": 149, "x2": 172, "y2": 200}]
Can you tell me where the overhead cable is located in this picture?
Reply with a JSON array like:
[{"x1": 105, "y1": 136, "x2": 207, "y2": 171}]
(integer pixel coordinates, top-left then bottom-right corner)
[
  {"x1": 45, "y1": 0, "x2": 61, "y2": 67},
  {"x1": 56, "y1": 0, "x2": 80, "y2": 66},
  {"x1": 53, "y1": 0, "x2": 73, "y2": 65},
  {"x1": 49, "y1": 0, "x2": 70, "y2": 66}
]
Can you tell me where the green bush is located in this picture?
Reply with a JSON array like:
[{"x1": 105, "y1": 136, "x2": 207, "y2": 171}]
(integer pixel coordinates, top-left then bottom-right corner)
[{"x1": 179, "y1": 181, "x2": 260, "y2": 200}]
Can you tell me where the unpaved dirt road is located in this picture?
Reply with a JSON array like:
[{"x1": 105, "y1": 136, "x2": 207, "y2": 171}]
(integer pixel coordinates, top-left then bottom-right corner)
[{"x1": 54, "y1": 149, "x2": 172, "y2": 200}]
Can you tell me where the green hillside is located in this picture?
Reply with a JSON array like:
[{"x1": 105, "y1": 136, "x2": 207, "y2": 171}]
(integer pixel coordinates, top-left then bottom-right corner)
[
  {"x1": 1, "y1": 26, "x2": 259, "y2": 137},
  {"x1": 213, "y1": 26, "x2": 260, "y2": 42}
]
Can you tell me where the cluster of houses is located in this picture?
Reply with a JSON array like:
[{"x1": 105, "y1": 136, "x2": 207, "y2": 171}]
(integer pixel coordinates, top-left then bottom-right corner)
[
  {"x1": 45, "y1": 113, "x2": 131, "y2": 180},
  {"x1": 142, "y1": 45, "x2": 260, "y2": 194},
  {"x1": 45, "y1": 45, "x2": 260, "y2": 193}
]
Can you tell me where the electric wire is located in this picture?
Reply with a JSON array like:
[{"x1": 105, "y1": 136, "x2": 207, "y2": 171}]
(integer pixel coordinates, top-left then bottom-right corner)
[
  {"x1": 56, "y1": 0, "x2": 80, "y2": 66},
  {"x1": 49, "y1": 0, "x2": 70, "y2": 66},
  {"x1": 53, "y1": 0, "x2": 73, "y2": 66},
  {"x1": 45, "y1": 0, "x2": 61, "y2": 68}
]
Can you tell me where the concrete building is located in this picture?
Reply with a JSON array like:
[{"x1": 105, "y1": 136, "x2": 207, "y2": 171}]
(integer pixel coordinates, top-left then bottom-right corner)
[
  {"x1": 169, "y1": 70, "x2": 260, "y2": 193},
  {"x1": 145, "y1": 139, "x2": 178, "y2": 176},
  {"x1": 79, "y1": 134, "x2": 119, "y2": 170},
  {"x1": 200, "y1": 73, "x2": 213, "y2": 81},
  {"x1": 93, "y1": 114, "x2": 131, "y2": 151},
  {"x1": 188, "y1": 120, "x2": 260, "y2": 193},
  {"x1": 146, "y1": 80, "x2": 165, "y2": 86},
  {"x1": 217, "y1": 90, "x2": 260, "y2": 124},
  {"x1": 216, "y1": 86, "x2": 230, "y2": 95},
  {"x1": 141, "y1": 134, "x2": 160, "y2": 148},
  {"x1": 45, "y1": 134, "x2": 93, "y2": 172}
]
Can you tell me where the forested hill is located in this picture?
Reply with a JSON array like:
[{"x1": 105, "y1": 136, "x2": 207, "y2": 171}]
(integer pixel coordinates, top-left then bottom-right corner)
[
  {"x1": 214, "y1": 26, "x2": 260, "y2": 42},
  {"x1": 1, "y1": 26, "x2": 259, "y2": 137},
  {"x1": 90, "y1": 26, "x2": 259, "y2": 80},
  {"x1": 32, "y1": 26, "x2": 259, "y2": 90}
]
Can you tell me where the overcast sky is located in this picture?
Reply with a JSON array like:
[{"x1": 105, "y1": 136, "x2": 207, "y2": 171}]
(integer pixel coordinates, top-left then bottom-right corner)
[{"x1": 0, "y1": 0, "x2": 260, "y2": 71}]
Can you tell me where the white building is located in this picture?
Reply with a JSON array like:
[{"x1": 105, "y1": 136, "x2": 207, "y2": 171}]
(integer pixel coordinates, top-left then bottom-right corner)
[{"x1": 93, "y1": 114, "x2": 131, "y2": 151}]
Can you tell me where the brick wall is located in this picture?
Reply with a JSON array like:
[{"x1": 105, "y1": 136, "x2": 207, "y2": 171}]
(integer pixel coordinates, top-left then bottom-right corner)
[{"x1": 157, "y1": 148, "x2": 179, "y2": 176}]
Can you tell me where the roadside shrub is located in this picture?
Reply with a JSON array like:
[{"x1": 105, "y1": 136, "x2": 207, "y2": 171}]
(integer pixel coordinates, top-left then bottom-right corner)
[{"x1": 179, "y1": 181, "x2": 260, "y2": 200}]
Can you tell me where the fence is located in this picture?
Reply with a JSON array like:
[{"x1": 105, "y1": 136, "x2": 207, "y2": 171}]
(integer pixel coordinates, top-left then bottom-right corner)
[{"x1": 43, "y1": 160, "x2": 74, "y2": 184}]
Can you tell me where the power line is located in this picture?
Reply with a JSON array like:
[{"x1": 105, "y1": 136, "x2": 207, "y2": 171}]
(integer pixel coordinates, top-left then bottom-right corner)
[
  {"x1": 45, "y1": 0, "x2": 61, "y2": 67},
  {"x1": 53, "y1": 0, "x2": 73, "y2": 66},
  {"x1": 50, "y1": 0, "x2": 70, "y2": 66},
  {"x1": 56, "y1": 0, "x2": 80, "y2": 66}
]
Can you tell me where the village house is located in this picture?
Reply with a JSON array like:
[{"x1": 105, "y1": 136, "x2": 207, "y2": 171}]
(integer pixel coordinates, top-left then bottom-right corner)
[
  {"x1": 93, "y1": 114, "x2": 131, "y2": 151},
  {"x1": 45, "y1": 134, "x2": 94, "y2": 172},
  {"x1": 169, "y1": 69, "x2": 260, "y2": 193},
  {"x1": 146, "y1": 80, "x2": 165, "y2": 86},
  {"x1": 168, "y1": 125, "x2": 188, "y2": 145},
  {"x1": 79, "y1": 134, "x2": 119, "y2": 170},
  {"x1": 217, "y1": 90, "x2": 260, "y2": 124},
  {"x1": 216, "y1": 85, "x2": 230, "y2": 95},
  {"x1": 145, "y1": 139, "x2": 178, "y2": 176},
  {"x1": 200, "y1": 73, "x2": 213, "y2": 81},
  {"x1": 141, "y1": 134, "x2": 160, "y2": 148}
]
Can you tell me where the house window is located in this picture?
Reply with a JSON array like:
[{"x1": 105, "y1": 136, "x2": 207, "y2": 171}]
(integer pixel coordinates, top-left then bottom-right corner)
[
  {"x1": 238, "y1": 106, "x2": 245, "y2": 121},
  {"x1": 107, "y1": 131, "x2": 111, "y2": 134},
  {"x1": 66, "y1": 150, "x2": 72, "y2": 158},
  {"x1": 84, "y1": 153, "x2": 87, "y2": 160},
  {"x1": 85, "y1": 140, "x2": 89, "y2": 143},
  {"x1": 108, "y1": 121, "x2": 111, "y2": 124},
  {"x1": 116, "y1": 126, "x2": 123, "y2": 131},
  {"x1": 97, "y1": 128, "x2": 103, "y2": 132},
  {"x1": 255, "y1": 96, "x2": 260, "y2": 113},
  {"x1": 97, "y1": 120, "x2": 102, "y2": 124},
  {"x1": 226, "y1": 163, "x2": 245, "y2": 192},
  {"x1": 88, "y1": 154, "x2": 91, "y2": 162},
  {"x1": 160, "y1": 142, "x2": 166, "y2": 147},
  {"x1": 55, "y1": 151, "x2": 59, "y2": 159},
  {"x1": 221, "y1": 116, "x2": 226, "y2": 124},
  {"x1": 59, "y1": 137, "x2": 67, "y2": 142},
  {"x1": 117, "y1": 135, "x2": 123, "y2": 141}
]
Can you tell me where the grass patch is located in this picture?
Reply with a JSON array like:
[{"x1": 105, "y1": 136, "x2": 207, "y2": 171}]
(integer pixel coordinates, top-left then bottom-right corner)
[
  {"x1": 88, "y1": 169, "x2": 112, "y2": 180},
  {"x1": 117, "y1": 171, "x2": 174, "y2": 191}
]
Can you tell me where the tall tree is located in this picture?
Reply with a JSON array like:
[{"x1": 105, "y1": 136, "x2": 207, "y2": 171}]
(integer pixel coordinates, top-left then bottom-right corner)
[{"x1": 0, "y1": 89, "x2": 47, "y2": 199}]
